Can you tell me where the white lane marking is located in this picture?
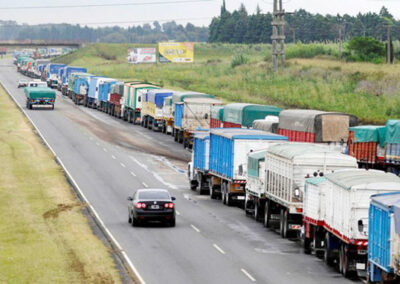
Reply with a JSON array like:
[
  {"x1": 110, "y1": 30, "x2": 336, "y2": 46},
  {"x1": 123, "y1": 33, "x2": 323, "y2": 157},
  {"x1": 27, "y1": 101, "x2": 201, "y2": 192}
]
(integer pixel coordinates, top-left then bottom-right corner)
[
  {"x1": 130, "y1": 156, "x2": 150, "y2": 172},
  {"x1": 142, "y1": 182, "x2": 148, "y2": 188},
  {"x1": 213, "y1": 244, "x2": 226, "y2": 255},
  {"x1": 96, "y1": 142, "x2": 100, "y2": 146},
  {"x1": 1, "y1": 83, "x2": 146, "y2": 284},
  {"x1": 130, "y1": 171, "x2": 136, "y2": 177},
  {"x1": 103, "y1": 148, "x2": 108, "y2": 152},
  {"x1": 111, "y1": 155, "x2": 116, "y2": 160},
  {"x1": 89, "y1": 137, "x2": 93, "y2": 140},
  {"x1": 191, "y1": 224, "x2": 200, "y2": 233},
  {"x1": 241, "y1": 269, "x2": 256, "y2": 282},
  {"x1": 120, "y1": 163, "x2": 126, "y2": 168},
  {"x1": 176, "y1": 211, "x2": 181, "y2": 216}
]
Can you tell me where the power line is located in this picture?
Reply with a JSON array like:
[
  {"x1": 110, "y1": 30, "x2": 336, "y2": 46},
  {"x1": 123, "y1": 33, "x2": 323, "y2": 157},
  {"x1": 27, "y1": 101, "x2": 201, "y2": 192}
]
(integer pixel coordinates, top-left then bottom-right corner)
[{"x1": 0, "y1": 0, "x2": 216, "y2": 10}]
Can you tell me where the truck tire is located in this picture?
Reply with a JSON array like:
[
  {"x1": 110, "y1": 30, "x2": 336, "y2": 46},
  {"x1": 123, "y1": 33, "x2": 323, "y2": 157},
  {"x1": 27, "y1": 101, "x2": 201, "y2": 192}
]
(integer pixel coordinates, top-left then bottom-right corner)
[
  {"x1": 221, "y1": 183, "x2": 226, "y2": 205},
  {"x1": 174, "y1": 130, "x2": 178, "y2": 142},
  {"x1": 254, "y1": 200, "x2": 263, "y2": 222},
  {"x1": 51, "y1": 104, "x2": 55, "y2": 110},
  {"x1": 303, "y1": 237, "x2": 311, "y2": 254},
  {"x1": 280, "y1": 209, "x2": 289, "y2": 238},
  {"x1": 244, "y1": 195, "x2": 252, "y2": 216},
  {"x1": 209, "y1": 184, "x2": 218, "y2": 199},
  {"x1": 264, "y1": 201, "x2": 271, "y2": 228},
  {"x1": 324, "y1": 233, "x2": 335, "y2": 266},
  {"x1": 340, "y1": 244, "x2": 351, "y2": 278}
]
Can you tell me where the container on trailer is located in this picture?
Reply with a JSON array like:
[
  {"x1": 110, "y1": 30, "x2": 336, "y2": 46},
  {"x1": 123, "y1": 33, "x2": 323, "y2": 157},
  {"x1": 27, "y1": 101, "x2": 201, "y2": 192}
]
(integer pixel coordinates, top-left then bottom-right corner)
[
  {"x1": 223, "y1": 103, "x2": 281, "y2": 128},
  {"x1": 210, "y1": 105, "x2": 224, "y2": 128},
  {"x1": 193, "y1": 131, "x2": 210, "y2": 172},
  {"x1": 73, "y1": 74, "x2": 95, "y2": 105},
  {"x1": 252, "y1": 116, "x2": 279, "y2": 133},
  {"x1": 278, "y1": 109, "x2": 358, "y2": 144},
  {"x1": 24, "y1": 87, "x2": 56, "y2": 110},
  {"x1": 348, "y1": 125, "x2": 386, "y2": 164},
  {"x1": 62, "y1": 66, "x2": 87, "y2": 85},
  {"x1": 368, "y1": 192, "x2": 400, "y2": 283},
  {"x1": 98, "y1": 80, "x2": 117, "y2": 103}
]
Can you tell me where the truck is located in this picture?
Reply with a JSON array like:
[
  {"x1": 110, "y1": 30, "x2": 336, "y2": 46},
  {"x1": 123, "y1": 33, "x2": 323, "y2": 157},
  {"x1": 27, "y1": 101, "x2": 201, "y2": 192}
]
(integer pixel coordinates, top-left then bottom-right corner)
[
  {"x1": 98, "y1": 79, "x2": 117, "y2": 112},
  {"x1": 303, "y1": 169, "x2": 400, "y2": 279},
  {"x1": 162, "y1": 96, "x2": 174, "y2": 134},
  {"x1": 172, "y1": 92, "x2": 215, "y2": 143},
  {"x1": 72, "y1": 73, "x2": 95, "y2": 105},
  {"x1": 210, "y1": 105, "x2": 224, "y2": 128},
  {"x1": 261, "y1": 143, "x2": 357, "y2": 238},
  {"x1": 68, "y1": 72, "x2": 92, "y2": 102},
  {"x1": 57, "y1": 67, "x2": 65, "y2": 90},
  {"x1": 348, "y1": 125, "x2": 386, "y2": 167},
  {"x1": 109, "y1": 82, "x2": 125, "y2": 117},
  {"x1": 180, "y1": 97, "x2": 223, "y2": 149},
  {"x1": 141, "y1": 89, "x2": 174, "y2": 131},
  {"x1": 223, "y1": 103, "x2": 281, "y2": 128},
  {"x1": 277, "y1": 109, "x2": 358, "y2": 152},
  {"x1": 86, "y1": 77, "x2": 107, "y2": 108},
  {"x1": 24, "y1": 87, "x2": 56, "y2": 110},
  {"x1": 207, "y1": 129, "x2": 288, "y2": 205},
  {"x1": 61, "y1": 66, "x2": 87, "y2": 96},
  {"x1": 368, "y1": 192, "x2": 400, "y2": 283},
  {"x1": 122, "y1": 83, "x2": 159, "y2": 124},
  {"x1": 45, "y1": 63, "x2": 66, "y2": 88}
]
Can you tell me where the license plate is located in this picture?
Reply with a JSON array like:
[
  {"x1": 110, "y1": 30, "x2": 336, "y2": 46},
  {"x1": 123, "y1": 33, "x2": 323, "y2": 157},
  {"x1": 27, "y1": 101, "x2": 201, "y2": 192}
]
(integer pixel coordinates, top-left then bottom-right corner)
[
  {"x1": 151, "y1": 205, "x2": 160, "y2": 209},
  {"x1": 356, "y1": 263, "x2": 366, "y2": 270},
  {"x1": 236, "y1": 196, "x2": 245, "y2": 200}
]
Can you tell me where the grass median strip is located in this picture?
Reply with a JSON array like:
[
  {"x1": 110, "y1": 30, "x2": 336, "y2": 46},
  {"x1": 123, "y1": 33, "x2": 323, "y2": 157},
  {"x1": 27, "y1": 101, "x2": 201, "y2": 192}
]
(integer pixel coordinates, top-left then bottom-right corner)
[{"x1": 0, "y1": 85, "x2": 121, "y2": 283}]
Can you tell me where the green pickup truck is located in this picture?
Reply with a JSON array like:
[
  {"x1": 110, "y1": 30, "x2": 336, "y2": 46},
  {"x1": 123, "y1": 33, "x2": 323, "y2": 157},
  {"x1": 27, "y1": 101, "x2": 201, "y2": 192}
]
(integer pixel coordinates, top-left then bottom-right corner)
[{"x1": 24, "y1": 87, "x2": 56, "y2": 110}]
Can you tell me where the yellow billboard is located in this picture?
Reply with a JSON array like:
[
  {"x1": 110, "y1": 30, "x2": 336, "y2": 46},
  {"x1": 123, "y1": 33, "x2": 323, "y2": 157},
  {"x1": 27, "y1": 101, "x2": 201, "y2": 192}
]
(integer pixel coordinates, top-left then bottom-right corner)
[{"x1": 158, "y1": 42, "x2": 194, "y2": 63}]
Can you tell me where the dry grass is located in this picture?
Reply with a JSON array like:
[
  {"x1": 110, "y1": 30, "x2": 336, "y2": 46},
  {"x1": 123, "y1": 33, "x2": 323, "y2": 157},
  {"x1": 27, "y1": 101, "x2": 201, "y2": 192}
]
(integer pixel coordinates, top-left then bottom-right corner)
[{"x1": 0, "y1": 85, "x2": 121, "y2": 283}]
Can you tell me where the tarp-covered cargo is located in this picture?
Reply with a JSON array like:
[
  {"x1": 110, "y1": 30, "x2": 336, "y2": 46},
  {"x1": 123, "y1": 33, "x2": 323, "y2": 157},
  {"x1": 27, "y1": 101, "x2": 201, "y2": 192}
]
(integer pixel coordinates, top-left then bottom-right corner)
[
  {"x1": 24, "y1": 87, "x2": 56, "y2": 99},
  {"x1": 223, "y1": 103, "x2": 281, "y2": 128},
  {"x1": 247, "y1": 150, "x2": 266, "y2": 178},
  {"x1": 252, "y1": 116, "x2": 279, "y2": 133},
  {"x1": 110, "y1": 82, "x2": 124, "y2": 96},
  {"x1": 278, "y1": 109, "x2": 358, "y2": 143},
  {"x1": 384, "y1": 120, "x2": 400, "y2": 164},
  {"x1": 210, "y1": 105, "x2": 224, "y2": 128},
  {"x1": 182, "y1": 97, "x2": 223, "y2": 132},
  {"x1": 172, "y1": 92, "x2": 214, "y2": 103}
]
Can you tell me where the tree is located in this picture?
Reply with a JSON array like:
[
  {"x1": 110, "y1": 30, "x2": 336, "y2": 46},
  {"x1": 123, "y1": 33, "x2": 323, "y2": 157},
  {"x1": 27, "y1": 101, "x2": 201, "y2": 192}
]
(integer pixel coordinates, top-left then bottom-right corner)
[{"x1": 346, "y1": 36, "x2": 385, "y2": 62}]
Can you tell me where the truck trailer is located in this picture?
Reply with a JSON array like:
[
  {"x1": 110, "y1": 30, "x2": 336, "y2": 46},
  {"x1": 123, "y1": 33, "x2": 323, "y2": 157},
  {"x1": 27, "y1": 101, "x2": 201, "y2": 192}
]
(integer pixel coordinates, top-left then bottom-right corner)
[
  {"x1": 24, "y1": 87, "x2": 56, "y2": 110},
  {"x1": 142, "y1": 89, "x2": 173, "y2": 131},
  {"x1": 223, "y1": 103, "x2": 281, "y2": 128},
  {"x1": 123, "y1": 84, "x2": 159, "y2": 124}
]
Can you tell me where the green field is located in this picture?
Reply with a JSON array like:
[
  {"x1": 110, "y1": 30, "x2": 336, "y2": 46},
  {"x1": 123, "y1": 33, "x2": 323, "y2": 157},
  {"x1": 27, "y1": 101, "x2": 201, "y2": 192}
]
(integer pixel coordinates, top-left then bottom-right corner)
[
  {"x1": 54, "y1": 43, "x2": 400, "y2": 124},
  {"x1": 0, "y1": 85, "x2": 121, "y2": 283}
]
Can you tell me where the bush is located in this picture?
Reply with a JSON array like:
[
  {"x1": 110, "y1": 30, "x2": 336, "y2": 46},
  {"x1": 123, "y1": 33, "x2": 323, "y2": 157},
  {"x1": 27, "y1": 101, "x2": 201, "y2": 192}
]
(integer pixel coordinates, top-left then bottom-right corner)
[
  {"x1": 345, "y1": 37, "x2": 385, "y2": 63},
  {"x1": 286, "y1": 43, "x2": 336, "y2": 59},
  {"x1": 231, "y1": 54, "x2": 249, "y2": 68}
]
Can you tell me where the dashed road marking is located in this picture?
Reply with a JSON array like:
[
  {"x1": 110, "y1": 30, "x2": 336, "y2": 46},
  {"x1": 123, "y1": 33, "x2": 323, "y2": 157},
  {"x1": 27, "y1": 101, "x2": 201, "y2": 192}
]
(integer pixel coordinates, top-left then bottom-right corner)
[
  {"x1": 96, "y1": 142, "x2": 100, "y2": 146},
  {"x1": 111, "y1": 155, "x2": 116, "y2": 160},
  {"x1": 142, "y1": 182, "x2": 148, "y2": 188},
  {"x1": 103, "y1": 148, "x2": 108, "y2": 152},
  {"x1": 241, "y1": 269, "x2": 256, "y2": 282},
  {"x1": 89, "y1": 137, "x2": 93, "y2": 140},
  {"x1": 213, "y1": 244, "x2": 226, "y2": 255},
  {"x1": 120, "y1": 163, "x2": 126, "y2": 168},
  {"x1": 130, "y1": 171, "x2": 136, "y2": 177},
  {"x1": 176, "y1": 211, "x2": 181, "y2": 216},
  {"x1": 191, "y1": 224, "x2": 200, "y2": 233}
]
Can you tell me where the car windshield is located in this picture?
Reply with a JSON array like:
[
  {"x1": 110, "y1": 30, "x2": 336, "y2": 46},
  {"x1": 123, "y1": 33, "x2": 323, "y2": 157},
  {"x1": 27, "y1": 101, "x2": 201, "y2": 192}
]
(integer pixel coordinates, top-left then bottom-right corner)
[{"x1": 138, "y1": 191, "x2": 170, "y2": 200}]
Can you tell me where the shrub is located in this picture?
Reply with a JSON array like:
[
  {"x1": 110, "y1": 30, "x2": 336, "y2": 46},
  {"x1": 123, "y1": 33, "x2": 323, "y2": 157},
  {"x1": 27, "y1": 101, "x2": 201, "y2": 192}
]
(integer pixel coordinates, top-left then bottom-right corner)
[
  {"x1": 231, "y1": 54, "x2": 249, "y2": 68},
  {"x1": 345, "y1": 37, "x2": 385, "y2": 63}
]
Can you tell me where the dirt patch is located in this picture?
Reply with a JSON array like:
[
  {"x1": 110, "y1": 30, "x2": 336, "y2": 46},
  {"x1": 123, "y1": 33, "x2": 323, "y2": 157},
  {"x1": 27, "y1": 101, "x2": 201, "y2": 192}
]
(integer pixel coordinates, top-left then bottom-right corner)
[{"x1": 43, "y1": 203, "x2": 85, "y2": 219}]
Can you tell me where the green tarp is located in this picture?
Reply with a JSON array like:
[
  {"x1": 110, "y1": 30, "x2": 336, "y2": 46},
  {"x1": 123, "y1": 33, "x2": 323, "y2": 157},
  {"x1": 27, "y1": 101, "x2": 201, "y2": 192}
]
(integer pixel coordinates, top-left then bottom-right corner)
[
  {"x1": 248, "y1": 151, "x2": 266, "y2": 178},
  {"x1": 172, "y1": 92, "x2": 214, "y2": 103},
  {"x1": 223, "y1": 103, "x2": 281, "y2": 127},
  {"x1": 211, "y1": 105, "x2": 224, "y2": 120},
  {"x1": 385, "y1": 120, "x2": 400, "y2": 145},
  {"x1": 349, "y1": 125, "x2": 385, "y2": 145},
  {"x1": 24, "y1": 87, "x2": 56, "y2": 99}
]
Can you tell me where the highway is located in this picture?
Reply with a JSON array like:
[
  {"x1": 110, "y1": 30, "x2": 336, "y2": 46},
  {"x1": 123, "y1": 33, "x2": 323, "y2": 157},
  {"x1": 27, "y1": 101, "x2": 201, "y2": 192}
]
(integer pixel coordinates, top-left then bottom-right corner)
[{"x1": 1, "y1": 60, "x2": 354, "y2": 284}]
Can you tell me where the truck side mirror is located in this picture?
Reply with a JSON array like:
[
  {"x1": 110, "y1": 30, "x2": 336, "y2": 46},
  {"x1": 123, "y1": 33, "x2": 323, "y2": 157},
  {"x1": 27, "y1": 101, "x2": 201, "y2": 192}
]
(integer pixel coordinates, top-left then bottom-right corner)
[{"x1": 358, "y1": 220, "x2": 364, "y2": 233}]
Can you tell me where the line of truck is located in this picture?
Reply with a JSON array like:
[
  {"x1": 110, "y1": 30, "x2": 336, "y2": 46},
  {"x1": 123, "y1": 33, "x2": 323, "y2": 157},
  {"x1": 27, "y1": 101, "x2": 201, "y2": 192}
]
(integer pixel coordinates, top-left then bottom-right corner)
[{"x1": 15, "y1": 56, "x2": 400, "y2": 283}]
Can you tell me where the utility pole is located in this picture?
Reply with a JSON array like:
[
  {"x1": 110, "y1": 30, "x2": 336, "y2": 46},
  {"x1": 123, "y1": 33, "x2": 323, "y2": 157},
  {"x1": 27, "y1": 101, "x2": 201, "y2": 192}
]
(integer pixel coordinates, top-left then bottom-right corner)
[
  {"x1": 271, "y1": 0, "x2": 286, "y2": 71},
  {"x1": 386, "y1": 25, "x2": 392, "y2": 64},
  {"x1": 338, "y1": 25, "x2": 342, "y2": 59}
]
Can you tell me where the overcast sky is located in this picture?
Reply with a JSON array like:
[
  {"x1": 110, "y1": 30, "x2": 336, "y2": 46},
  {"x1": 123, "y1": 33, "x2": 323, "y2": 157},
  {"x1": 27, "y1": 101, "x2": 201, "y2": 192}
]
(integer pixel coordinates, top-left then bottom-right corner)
[{"x1": 0, "y1": 0, "x2": 399, "y2": 27}]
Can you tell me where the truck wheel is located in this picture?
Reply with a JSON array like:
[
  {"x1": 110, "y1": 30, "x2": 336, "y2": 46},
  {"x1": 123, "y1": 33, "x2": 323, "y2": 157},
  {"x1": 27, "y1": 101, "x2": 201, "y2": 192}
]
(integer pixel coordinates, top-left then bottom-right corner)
[
  {"x1": 221, "y1": 183, "x2": 226, "y2": 204},
  {"x1": 254, "y1": 201, "x2": 263, "y2": 222},
  {"x1": 209, "y1": 185, "x2": 217, "y2": 199},
  {"x1": 324, "y1": 233, "x2": 335, "y2": 266},
  {"x1": 340, "y1": 244, "x2": 350, "y2": 277},
  {"x1": 51, "y1": 105, "x2": 55, "y2": 110},
  {"x1": 303, "y1": 237, "x2": 311, "y2": 254},
  {"x1": 280, "y1": 209, "x2": 289, "y2": 238},
  {"x1": 264, "y1": 201, "x2": 271, "y2": 228},
  {"x1": 244, "y1": 195, "x2": 252, "y2": 216},
  {"x1": 174, "y1": 130, "x2": 178, "y2": 142}
]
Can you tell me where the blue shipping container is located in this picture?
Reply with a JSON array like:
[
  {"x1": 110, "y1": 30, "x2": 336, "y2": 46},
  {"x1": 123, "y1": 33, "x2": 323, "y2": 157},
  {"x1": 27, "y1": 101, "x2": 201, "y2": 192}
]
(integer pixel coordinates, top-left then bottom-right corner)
[
  {"x1": 174, "y1": 103, "x2": 184, "y2": 128},
  {"x1": 47, "y1": 63, "x2": 66, "y2": 78},
  {"x1": 147, "y1": 90, "x2": 173, "y2": 107},
  {"x1": 63, "y1": 67, "x2": 87, "y2": 84},
  {"x1": 208, "y1": 129, "x2": 288, "y2": 179},
  {"x1": 98, "y1": 81, "x2": 117, "y2": 102},
  {"x1": 74, "y1": 76, "x2": 93, "y2": 95},
  {"x1": 193, "y1": 132, "x2": 210, "y2": 171},
  {"x1": 88, "y1": 77, "x2": 105, "y2": 99},
  {"x1": 368, "y1": 192, "x2": 400, "y2": 282}
]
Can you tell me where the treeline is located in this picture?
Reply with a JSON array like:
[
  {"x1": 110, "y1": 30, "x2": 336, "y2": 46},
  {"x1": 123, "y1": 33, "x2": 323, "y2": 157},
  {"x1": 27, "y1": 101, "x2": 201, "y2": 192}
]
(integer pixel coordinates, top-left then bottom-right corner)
[
  {"x1": 209, "y1": 2, "x2": 400, "y2": 43},
  {"x1": 0, "y1": 20, "x2": 208, "y2": 43}
]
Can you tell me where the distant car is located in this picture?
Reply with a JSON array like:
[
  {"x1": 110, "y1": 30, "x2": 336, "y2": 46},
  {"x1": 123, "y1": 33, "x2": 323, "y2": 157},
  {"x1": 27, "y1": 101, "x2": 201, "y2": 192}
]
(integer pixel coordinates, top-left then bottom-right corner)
[
  {"x1": 17, "y1": 79, "x2": 28, "y2": 88},
  {"x1": 128, "y1": 188, "x2": 176, "y2": 227},
  {"x1": 28, "y1": 81, "x2": 47, "y2": 88}
]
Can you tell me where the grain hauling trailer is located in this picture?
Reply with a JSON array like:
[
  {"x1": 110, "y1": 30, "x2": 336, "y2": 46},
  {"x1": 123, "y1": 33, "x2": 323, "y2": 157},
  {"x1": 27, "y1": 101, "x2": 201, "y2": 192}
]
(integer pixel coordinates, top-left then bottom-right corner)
[
  {"x1": 368, "y1": 192, "x2": 400, "y2": 283},
  {"x1": 277, "y1": 109, "x2": 358, "y2": 152},
  {"x1": 223, "y1": 103, "x2": 281, "y2": 128},
  {"x1": 24, "y1": 87, "x2": 56, "y2": 110},
  {"x1": 123, "y1": 84, "x2": 159, "y2": 124},
  {"x1": 210, "y1": 105, "x2": 224, "y2": 128},
  {"x1": 208, "y1": 129, "x2": 288, "y2": 205},
  {"x1": 162, "y1": 96, "x2": 174, "y2": 134},
  {"x1": 181, "y1": 97, "x2": 223, "y2": 149},
  {"x1": 303, "y1": 169, "x2": 400, "y2": 279},
  {"x1": 262, "y1": 143, "x2": 357, "y2": 238},
  {"x1": 61, "y1": 66, "x2": 87, "y2": 96},
  {"x1": 142, "y1": 89, "x2": 174, "y2": 131},
  {"x1": 172, "y1": 92, "x2": 214, "y2": 143}
]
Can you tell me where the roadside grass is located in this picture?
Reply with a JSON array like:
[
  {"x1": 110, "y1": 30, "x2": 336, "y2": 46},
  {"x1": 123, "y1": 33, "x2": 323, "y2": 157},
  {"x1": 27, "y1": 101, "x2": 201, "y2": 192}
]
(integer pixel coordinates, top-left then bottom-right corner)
[
  {"x1": 54, "y1": 43, "x2": 400, "y2": 124},
  {"x1": 0, "y1": 86, "x2": 121, "y2": 283}
]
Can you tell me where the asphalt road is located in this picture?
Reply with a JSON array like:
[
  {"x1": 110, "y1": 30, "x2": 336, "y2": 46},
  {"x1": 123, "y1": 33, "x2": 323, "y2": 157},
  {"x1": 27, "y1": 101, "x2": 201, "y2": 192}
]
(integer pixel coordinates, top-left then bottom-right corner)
[{"x1": 2, "y1": 61, "x2": 355, "y2": 284}]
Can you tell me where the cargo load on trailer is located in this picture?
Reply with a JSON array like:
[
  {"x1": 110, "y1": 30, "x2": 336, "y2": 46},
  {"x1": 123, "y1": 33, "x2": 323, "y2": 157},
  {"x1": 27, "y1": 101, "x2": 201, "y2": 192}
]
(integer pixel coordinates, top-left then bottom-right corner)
[
  {"x1": 252, "y1": 116, "x2": 279, "y2": 133},
  {"x1": 261, "y1": 143, "x2": 357, "y2": 238},
  {"x1": 142, "y1": 89, "x2": 174, "y2": 131},
  {"x1": 368, "y1": 192, "x2": 400, "y2": 283},
  {"x1": 278, "y1": 109, "x2": 358, "y2": 152},
  {"x1": 98, "y1": 79, "x2": 117, "y2": 112},
  {"x1": 24, "y1": 87, "x2": 56, "y2": 110},
  {"x1": 303, "y1": 169, "x2": 400, "y2": 279},
  {"x1": 180, "y1": 97, "x2": 223, "y2": 149},
  {"x1": 109, "y1": 82, "x2": 125, "y2": 117},
  {"x1": 223, "y1": 103, "x2": 281, "y2": 128},
  {"x1": 61, "y1": 66, "x2": 87, "y2": 96},
  {"x1": 87, "y1": 76, "x2": 106, "y2": 108},
  {"x1": 72, "y1": 73, "x2": 95, "y2": 105},
  {"x1": 123, "y1": 83, "x2": 159, "y2": 124},
  {"x1": 210, "y1": 105, "x2": 224, "y2": 128},
  {"x1": 162, "y1": 96, "x2": 174, "y2": 134},
  {"x1": 348, "y1": 125, "x2": 386, "y2": 166},
  {"x1": 384, "y1": 120, "x2": 400, "y2": 168}
]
